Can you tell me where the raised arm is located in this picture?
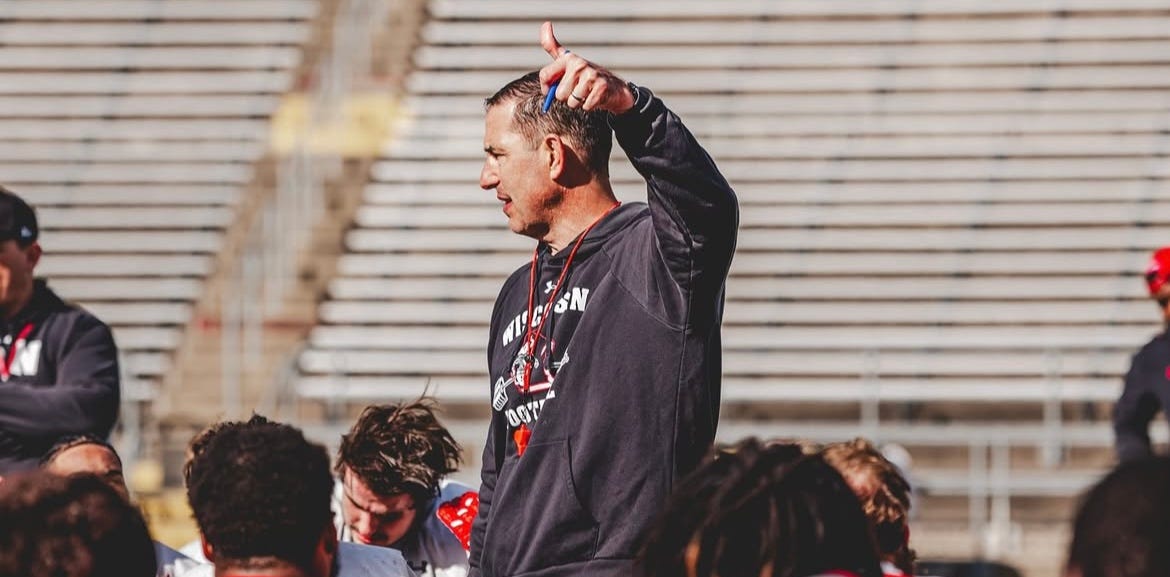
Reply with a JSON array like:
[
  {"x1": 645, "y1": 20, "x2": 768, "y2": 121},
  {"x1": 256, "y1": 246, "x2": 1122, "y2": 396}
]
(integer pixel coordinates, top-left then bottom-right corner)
[{"x1": 539, "y1": 22, "x2": 738, "y2": 298}]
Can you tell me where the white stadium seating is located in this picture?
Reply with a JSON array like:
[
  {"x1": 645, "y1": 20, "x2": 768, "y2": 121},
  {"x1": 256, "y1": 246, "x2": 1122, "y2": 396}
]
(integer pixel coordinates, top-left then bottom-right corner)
[{"x1": 0, "y1": 0, "x2": 314, "y2": 400}]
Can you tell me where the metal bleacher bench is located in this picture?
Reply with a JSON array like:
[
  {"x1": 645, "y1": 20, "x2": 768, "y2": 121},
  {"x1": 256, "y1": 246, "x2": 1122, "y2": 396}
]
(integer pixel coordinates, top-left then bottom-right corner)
[
  {"x1": 296, "y1": 351, "x2": 1129, "y2": 383},
  {"x1": 0, "y1": 119, "x2": 271, "y2": 140},
  {"x1": 423, "y1": 16, "x2": 1170, "y2": 45},
  {"x1": 427, "y1": 0, "x2": 1170, "y2": 19},
  {"x1": 0, "y1": 22, "x2": 308, "y2": 45},
  {"x1": 38, "y1": 255, "x2": 212, "y2": 277},
  {"x1": 296, "y1": 375, "x2": 1122, "y2": 407},
  {"x1": 0, "y1": 0, "x2": 318, "y2": 19},
  {"x1": 307, "y1": 324, "x2": 1148, "y2": 352}
]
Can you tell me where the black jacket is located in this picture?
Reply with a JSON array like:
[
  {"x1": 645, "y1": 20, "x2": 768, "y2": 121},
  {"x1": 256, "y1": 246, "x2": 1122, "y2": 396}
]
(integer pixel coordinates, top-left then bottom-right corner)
[
  {"x1": 468, "y1": 86, "x2": 738, "y2": 577},
  {"x1": 1114, "y1": 327, "x2": 1170, "y2": 462},
  {"x1": 0, "y1": 280, "x2": 120, "y2": 473}
]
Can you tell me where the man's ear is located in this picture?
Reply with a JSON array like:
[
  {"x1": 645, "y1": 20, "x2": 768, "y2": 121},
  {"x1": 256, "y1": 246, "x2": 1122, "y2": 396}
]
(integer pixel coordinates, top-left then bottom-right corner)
[
  {"x1": 312, "y1": 522, "x2": 339, "y2": 577},
  {"x1": 543, "y1": 134, "x2": 567, "y2": 180},
  {"x1": 201, "y1": 534, "x2": 215, "y2": 563},
  {"x1": 25, "y1": 242, "x2": 41, "y2": 269}
]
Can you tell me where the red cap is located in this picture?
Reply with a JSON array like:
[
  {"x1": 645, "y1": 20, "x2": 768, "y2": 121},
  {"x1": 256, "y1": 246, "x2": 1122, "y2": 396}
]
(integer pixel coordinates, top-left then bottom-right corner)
[{"x1": 1146, "y1": 247, "x2": 1170, "y2": 297}]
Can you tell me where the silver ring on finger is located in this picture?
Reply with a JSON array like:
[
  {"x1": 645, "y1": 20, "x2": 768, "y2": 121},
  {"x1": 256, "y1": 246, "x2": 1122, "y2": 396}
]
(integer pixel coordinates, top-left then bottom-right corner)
[{"x1": 569, "y1": 92, "x2": 585, "y2": 102}]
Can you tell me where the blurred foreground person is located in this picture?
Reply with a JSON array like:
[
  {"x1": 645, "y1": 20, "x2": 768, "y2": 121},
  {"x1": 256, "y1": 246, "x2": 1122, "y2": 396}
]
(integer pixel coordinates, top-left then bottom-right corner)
[
  {"x1": 0, "y1": 470, "x2": 156, "y2": 577},
  {"x1": 184, "y1": 415, "x2": 411, "y2": 577},
  {"x1": 335, "y1": 400, "x2": 475, "y2": 577},
  {"x1": 42, "y1": 434, "x2": 128, "y2": 499},
  {"x1": 636, "y1": 438, "x2": 883, "y2": 577},
  {"x1": 823, "y1": 438, "x2": 917, "y2": 577},
  {"x1": 41, "y1": 434, "x2": 195, "y2": 576},
  {"x1": 1066, "y1": 456, "x2": 1170, "y2": 577}
]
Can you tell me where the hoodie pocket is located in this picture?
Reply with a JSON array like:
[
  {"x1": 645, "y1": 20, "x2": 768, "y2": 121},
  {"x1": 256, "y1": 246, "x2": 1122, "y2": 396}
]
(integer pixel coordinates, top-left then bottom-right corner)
[{"x1": 483, "y1": 438, "x2": 598, "y2": 576}]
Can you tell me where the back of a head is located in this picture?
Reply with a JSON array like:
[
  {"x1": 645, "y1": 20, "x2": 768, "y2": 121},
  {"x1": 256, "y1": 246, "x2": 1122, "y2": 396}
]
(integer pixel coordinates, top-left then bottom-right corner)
[
  {"x1": 0, "y1": 470, "x2": 156, "y2": 577},
  {"x1": 1067, "y1": 456, "x2": 1170, "y2": 577},
  {"x1": 822, "y1": 438, "x2": 915, "y2": 572},
  {"x1": 637, "y1": 438, "x2": 882, "y2": 577},
  {"x1": 183, "y1": 420, "x2": 233, "y2": 488},
  {"x1": 485, "y1": 71, "x2": 614, "y2": 175},
  {"x1": 185, "y1": 415, "x2": 334, "y2": 573},
  {"x1": 336, "y1": 399, "x2": 462, "y2": 503}
]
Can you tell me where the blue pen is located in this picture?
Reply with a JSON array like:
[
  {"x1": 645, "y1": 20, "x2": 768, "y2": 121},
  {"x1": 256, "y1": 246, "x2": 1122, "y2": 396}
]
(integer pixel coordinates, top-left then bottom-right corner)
[
  {"x1": 542, "y1": 49, "x2": 569, "y2": 113},
  {"x1": 542, "y1": 80, "x2": 560, "y2": 114}
]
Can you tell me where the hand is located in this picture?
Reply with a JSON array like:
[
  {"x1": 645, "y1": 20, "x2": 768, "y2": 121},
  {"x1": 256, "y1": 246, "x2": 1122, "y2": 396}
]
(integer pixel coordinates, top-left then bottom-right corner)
[{"x1": 538, "y1": 21, "x2": 635, "y2": 114}]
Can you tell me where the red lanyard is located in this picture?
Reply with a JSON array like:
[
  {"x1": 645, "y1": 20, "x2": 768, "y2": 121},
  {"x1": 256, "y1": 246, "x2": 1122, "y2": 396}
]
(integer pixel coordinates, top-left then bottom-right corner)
[
  {"x1": 517, "y1": 202, "x2": 620, "y2": 393},
  {"x1": 1, "y1": 323, "x2": 34, "y2": 381}
]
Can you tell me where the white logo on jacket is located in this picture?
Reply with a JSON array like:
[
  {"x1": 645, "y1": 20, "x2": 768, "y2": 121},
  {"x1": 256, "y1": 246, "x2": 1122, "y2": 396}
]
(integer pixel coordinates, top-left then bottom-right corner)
[
  {"x1": 492, "y1": 377, "x2": 508, "y2": 411},
  {"x1": 1, "y1": 339, "x2": 40, "y2": 379}
]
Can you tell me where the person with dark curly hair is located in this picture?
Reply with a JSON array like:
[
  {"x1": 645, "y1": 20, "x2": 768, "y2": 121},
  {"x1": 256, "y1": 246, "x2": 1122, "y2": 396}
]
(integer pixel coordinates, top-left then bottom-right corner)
[
  {"x1": 176, "y1": 419, "x2": 247, "y2": 563},
  {"x1": 1066, "y1": 456, "x2": 1170, "y2": 577},
  {"x1": 636, "y1": 438, "x2": 883, "y2": 577},
  {"x1": 334, "y1": 400, "x2": 475, "y2": 577},
  {"x1": 0, "y1": 470, "x2": 156, "y2": 577},
  {"x1": 823, "y1": 439, "x2": 918, "y2": 577},
  {"x1": 184, "y1": 415, "x2": 411, "y2": 577}
]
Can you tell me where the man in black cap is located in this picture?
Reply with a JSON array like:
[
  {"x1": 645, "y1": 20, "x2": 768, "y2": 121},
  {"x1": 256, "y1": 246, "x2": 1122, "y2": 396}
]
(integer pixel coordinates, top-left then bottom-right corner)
[{"x1": 0, "y1": 185, "x2": 120, "y2": 474}]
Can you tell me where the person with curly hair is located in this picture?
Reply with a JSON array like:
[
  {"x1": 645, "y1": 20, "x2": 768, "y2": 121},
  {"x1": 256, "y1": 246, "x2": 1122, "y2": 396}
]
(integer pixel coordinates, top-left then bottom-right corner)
[
  {"x1": 334, "y1": 400, "x2": 474, "y2": 577},
  {"x1": 822, "y1": 438, "x2": 918, "y2": 577},
  {"x1": 184, "y1": 415, "x2": 411, "y2": 577},
  {"x1": 1066, "y1": 456, "x2": 1170, "y2": 577},
  {"x1": 636, "y1": 438, "x2": 883, "y2": 577},
  {"x1": 0, "y1": 470, "x2": 156, "y2": 577}
]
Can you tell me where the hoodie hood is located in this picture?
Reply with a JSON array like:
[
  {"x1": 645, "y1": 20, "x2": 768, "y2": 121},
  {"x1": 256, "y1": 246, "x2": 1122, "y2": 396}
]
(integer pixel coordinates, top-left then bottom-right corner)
[{"x1": 538, "y1": 202, "x2": 647, "y2": 264}]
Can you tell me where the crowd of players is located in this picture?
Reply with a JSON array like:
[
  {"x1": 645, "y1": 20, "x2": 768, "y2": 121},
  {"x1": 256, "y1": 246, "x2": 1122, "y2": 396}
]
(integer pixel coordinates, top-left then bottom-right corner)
[{"x1": 1, "y1": 402, "x2": 1167, "y2": 577}]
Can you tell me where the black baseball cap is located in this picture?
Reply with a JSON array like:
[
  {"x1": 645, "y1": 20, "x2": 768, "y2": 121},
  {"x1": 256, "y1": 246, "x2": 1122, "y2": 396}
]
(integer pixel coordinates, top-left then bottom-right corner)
[{"x1": 0, "y1": 186, "x2": 38, "y2": 245}]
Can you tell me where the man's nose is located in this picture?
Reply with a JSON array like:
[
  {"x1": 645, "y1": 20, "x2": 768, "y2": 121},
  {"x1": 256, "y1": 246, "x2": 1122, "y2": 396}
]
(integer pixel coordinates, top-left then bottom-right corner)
[
  {"x1": 353, "y1": 511, "x2": 374, "y2": 536},
  {"x1": 480, "y1": 160, "x2": 498, "y2": 190}
]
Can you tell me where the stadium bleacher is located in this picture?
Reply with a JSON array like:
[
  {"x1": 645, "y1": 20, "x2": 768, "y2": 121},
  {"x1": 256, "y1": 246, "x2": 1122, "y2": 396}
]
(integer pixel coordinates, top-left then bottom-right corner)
[{"x1": 0, "y1": 0, "x2": 316, "y2": 416}]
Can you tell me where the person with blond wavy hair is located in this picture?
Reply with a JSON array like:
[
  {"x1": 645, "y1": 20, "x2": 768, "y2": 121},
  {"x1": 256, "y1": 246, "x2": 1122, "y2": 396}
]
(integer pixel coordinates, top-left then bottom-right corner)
[{"x1": 822, "y1": 438, "x2": 917, "y2": 577}]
